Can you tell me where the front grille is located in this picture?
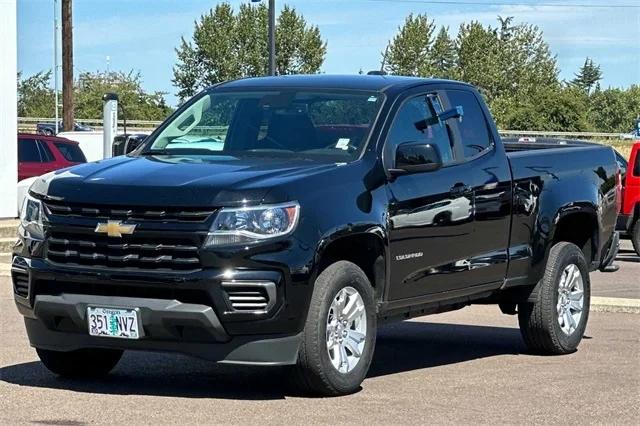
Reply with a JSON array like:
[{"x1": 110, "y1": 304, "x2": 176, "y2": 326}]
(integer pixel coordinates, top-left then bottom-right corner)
[
  {"x1": 221, "y1": 282, "x2": 276, "y2": 312},
  {"x1": 46, "y1": 231, "x2": 202, "y2": 271},
  {"x1": 12, "y1": 269, "x2": 29, "y2": 298},
  {"x1": 44, "y1": 201, "x2": 215, "y2": 223}
]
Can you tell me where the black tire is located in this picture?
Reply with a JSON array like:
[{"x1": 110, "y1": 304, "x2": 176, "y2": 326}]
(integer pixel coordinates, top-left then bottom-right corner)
[
  {"x1": 518, "y1": 242, "x2": 590, "y2": 355},
  {"x1": 36, "y1": 348, "x2": 123, "y2": 377},
  {"x1": 632, "y1": 220, "x2": 640, "y2": 257},
  {"x1": 292, "y1": 261, "x2": 377, "y2": 396}
]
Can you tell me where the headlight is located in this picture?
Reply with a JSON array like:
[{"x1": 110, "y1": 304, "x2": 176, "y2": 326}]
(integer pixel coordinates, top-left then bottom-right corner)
[
  {"x1": 205, "y1": 202, "x2": 300, "y2": 247},
  {"x1": 20, "y1": 194, "x2": 44, "y2": 239}
]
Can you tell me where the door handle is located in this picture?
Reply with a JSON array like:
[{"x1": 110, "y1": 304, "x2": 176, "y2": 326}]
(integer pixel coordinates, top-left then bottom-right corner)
[{"x1": 450, "y1": 183, "x2": 472, "y2": 197}]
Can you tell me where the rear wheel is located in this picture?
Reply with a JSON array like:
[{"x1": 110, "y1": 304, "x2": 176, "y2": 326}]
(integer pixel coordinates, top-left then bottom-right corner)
[
  {"x1": 632, "y1": 219, "x2": 640, "y2": 256},
  {"x1": 292, "y1": 261, "x2": 376, "y2": 396},
  {"x1": 36, "y1": 348, "x2": 123, "y2": 377},
  {"x1": 518, "y1": 242, "x2": 590, "y2": 354}
]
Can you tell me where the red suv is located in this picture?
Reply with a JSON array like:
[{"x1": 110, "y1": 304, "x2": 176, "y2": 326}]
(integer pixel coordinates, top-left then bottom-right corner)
[
  {"x1": 618, "y1": 141, "x2": 640, "y2": 255},
  {"x1": 18, "y1": 134, "x2": 87, "y2": 182}
]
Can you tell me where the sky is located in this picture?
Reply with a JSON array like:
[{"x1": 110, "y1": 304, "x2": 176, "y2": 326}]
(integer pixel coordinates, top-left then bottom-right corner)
[{"x1": 17, "y1": 0, "x2": 640, "y2": 106}]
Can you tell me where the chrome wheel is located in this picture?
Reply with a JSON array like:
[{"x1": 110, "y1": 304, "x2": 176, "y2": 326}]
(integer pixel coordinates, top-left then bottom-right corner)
[
  {"x1": 326, "y1": 286, "x2": 367, "y2": 374},
  {"x1": 557, "y1": 264, "x2": 584, "y2": 335}
]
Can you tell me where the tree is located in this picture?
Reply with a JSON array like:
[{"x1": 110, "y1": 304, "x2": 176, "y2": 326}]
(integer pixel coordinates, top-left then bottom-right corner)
[
  {"x1": 17, "y1": 71, "x2": 56, "y2": 118},
  {"x1": 173, "y1": 3, "x2": 327, "y2": 102},
  {"x1": 588, "y1": 85, "x2": 640, "y2": 132},
  {"x1": 383, "y1": 13, "x2": 436, "y2": 76},
  {"x1": 74, "y1": 71, "x2": 172, "y2": 121},
  {"x1": 497, "y1": 85, "x2": 590, "y2": 132},
  {"x1": 572, "y1": 57, "x2": 602, "y2": 93},
  {"x1": 17, "y1": 70, "x2": 172, "y2": 121},
  {"x1": 454, "y1": 17, "x2": 558, "y2": 127},
  {"x1": 430, "y1": 26, "x2": 457, "y2": 79}
]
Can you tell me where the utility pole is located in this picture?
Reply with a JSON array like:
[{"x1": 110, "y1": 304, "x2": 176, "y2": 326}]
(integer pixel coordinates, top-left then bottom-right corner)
[
  {"x1": 252, "y1": 0, "x2": 276, "y2": 76},
  {"x1": 61, "y1": 0, "x2": 74, "y2": 132},
  {"x1": 53, "y1": 0, "x2": 59, "y2": 134},
  {"x1": 268, "y1": 0, "x2": 275, "y2": 76}
]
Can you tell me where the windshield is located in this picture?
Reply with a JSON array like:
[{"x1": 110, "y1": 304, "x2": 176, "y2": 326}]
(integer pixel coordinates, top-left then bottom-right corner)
[{"x1": 145, "y1": 89, "x2": 384, "y2": 162}]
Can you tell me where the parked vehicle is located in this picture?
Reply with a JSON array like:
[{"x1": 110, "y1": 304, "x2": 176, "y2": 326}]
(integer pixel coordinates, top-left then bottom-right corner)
[
  {"x1": 17, "y1": 133, "x2": 86, "y2": 181},
  {"x1": 36, "y1": 121, "x2": 93, "y2": 136},
  {"x1": 617, "y1": 142, "x2": 640, "y2": 255},
  {"x1": 14, "y1": 76, "x2": 620, "y2": 396}
]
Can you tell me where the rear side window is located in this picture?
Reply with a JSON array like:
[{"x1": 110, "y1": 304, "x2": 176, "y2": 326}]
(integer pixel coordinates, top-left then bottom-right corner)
[
  {"x1": 54, "y1": 142, "x2": 86, "y2": 162},
  {"x1": 18, "y1": 138, "x2": 41, "y2": 162},
  {"x1": 634, "y1": 149, "x2": 640, "y2": 177},
  {"x1": 445, "y1": 90, "x2": 493, "y2": 158},
  {"x1": 386, "y1": 95, "x2": 454, "y2": 164},
  {"x1": 38, "y1": 141, "x2": 55, "y2": 162}
]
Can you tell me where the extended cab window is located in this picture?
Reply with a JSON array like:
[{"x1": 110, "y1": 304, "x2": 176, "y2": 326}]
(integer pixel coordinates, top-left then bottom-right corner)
[
  {"x1": 147, "y1": 89, "x2": 384, "y2": 162},
  {"x1": 445, "y1": 90, "x2": 493, "y2": 158},
  {"x1": 18, "y1": 138, "x2": 41, "y2": 162},
  {"x1": 385, "y1": 95, "x2": 454, "y2": 165},
  {"x1": 54, "y1": 142, "x2": 87, "y2": 162}
]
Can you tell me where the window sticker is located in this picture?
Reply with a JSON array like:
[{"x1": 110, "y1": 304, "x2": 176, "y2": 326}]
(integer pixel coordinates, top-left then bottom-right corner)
[{"x1": 336, "y1": 138, "x2": 351, "y2": 150}]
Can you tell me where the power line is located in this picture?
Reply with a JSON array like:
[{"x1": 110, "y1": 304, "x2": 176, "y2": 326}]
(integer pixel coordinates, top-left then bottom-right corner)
[{"x1": 359, "y1": 0, "x2": 640, "y2": 8}]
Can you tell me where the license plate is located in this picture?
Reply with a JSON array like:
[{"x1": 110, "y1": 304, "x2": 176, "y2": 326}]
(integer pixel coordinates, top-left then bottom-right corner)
[{"x1": 87, "y1": 306, "x2": 140, "y2": 339}]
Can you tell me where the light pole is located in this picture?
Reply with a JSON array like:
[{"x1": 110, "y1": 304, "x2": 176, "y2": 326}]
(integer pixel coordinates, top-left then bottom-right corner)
[
  {"x1": 53, "y1": 0, "x2": 59, "y2": 134},
  {"x1": 252, "y1": 0, "x2": 275, "y2": 76}
]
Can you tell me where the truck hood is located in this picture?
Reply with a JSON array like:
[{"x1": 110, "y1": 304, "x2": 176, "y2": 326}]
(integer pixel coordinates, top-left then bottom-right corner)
[{"x1": 30, "y1": 154, "x2": 342, "y2": 207}]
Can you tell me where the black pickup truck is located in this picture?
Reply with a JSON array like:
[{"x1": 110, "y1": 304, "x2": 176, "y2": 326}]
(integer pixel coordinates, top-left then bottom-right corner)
[{"x1": 13, "y1": 75, "x2": 620, "y2": 396}]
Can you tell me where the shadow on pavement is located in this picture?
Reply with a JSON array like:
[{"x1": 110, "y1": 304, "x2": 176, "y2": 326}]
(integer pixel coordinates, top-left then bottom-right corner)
[{"x1": 0, "y1": 321, "x2": 525, "y2": 399}]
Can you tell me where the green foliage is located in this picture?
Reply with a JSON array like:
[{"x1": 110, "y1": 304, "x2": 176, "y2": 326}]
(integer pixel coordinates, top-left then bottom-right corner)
[
  {"x1": 588, "y1": 85, "x2": 640, "y2": 132},
  {"x1": 173, "y1": 3, "x2": 327, "y2": 103},
  {"x1": 383, "y1": 13, "x2": 436, "y2": 76},
  {"x1": 74, "y1": 71, "x2": 172, "y2": 121},
  {"x1": 497, "y1": 86, "x2": 590, "y2": 132},
  {"x1": 18, "y1": 71, "x2": 56, "y2": 118},
  {"x1": 571, "y1": 57, "x2": 602, "y2": 94},
  {"x1": 17, "y1": 70, "x2": 173, "y2": 121},
  {"x1": 430, "y1": 27, "x2": 457, "y2": 79}
]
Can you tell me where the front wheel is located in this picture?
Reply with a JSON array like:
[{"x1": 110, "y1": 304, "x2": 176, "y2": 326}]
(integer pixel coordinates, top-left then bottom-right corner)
[
  {"x1": 292, "y1": 261, "x2": 377, "y2": 396},
  {"x1": 518, "y1": 242, "x2": 590, "y2": 354},
  {"x1": 36, "y1": 348, "x2": 123, "y2": 377}
]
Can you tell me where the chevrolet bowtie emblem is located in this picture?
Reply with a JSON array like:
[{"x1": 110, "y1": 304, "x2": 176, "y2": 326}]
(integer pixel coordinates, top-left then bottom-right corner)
[{"x1": 95, "y1": 221, "x2": 137, "y2": 238}]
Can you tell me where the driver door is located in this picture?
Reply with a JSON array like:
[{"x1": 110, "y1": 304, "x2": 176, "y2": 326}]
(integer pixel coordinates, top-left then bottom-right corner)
[{"x1": 385, "y1": 91, "x2": 477, "y2": 300}]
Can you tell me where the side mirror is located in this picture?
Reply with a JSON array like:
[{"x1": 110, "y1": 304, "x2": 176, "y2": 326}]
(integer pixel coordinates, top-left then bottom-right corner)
[{"x1": 390, "y1": 142, "x2": 443, "y2": 176}]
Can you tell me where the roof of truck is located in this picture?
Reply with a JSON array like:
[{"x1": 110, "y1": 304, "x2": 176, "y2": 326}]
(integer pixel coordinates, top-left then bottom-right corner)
[{"x1": 214, "y1": 74, "x2": 468, "y2": 92}]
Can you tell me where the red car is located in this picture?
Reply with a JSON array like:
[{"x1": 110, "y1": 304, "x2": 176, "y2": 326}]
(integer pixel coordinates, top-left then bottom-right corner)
[
  {"x1": 18, "y1": 134, "x2": 86, "y2": 182},
  {"x1": 618, "y1": 141, "x2": 640, "y2": 255}
]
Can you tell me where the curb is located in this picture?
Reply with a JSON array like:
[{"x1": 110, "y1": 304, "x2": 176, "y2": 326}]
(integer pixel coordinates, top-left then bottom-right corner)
[{"x1": 590, "y1": 297, "x2": 640, "y2": 314}]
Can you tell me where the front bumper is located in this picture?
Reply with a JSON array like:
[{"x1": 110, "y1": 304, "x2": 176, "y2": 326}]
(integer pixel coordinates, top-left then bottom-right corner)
[{"x1": 12, "y1": 257, "x2": 305, "y2": 365}]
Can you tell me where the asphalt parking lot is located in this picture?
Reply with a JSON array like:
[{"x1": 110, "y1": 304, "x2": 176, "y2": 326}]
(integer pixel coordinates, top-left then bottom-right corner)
[{"x1": 1, "y1": 242, "x2": 638, "y2": 425}]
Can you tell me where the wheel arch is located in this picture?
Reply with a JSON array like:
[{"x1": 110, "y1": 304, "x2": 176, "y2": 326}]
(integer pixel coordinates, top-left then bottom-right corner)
[
  {"x1": 313, "y1": 227, "x2": 387, "y2": 303},
  {"x1": 550, "y1": 205, "x2": 600, "y2": 267}
]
